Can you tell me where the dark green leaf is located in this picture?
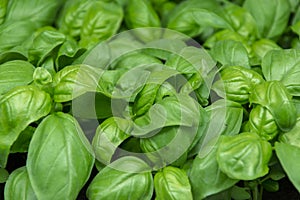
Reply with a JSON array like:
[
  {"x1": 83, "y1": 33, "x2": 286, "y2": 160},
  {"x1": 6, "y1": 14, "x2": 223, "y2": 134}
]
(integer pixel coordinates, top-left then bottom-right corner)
[
  {"x1": 230, "y1": 186, "x2": 251, "y2": 200},
  {"x1": 10, "y1": 126, "x2": 35, "y2": 153},
  {"x1": 0, "y1": 168, "x2": 9, "y2": 183}
]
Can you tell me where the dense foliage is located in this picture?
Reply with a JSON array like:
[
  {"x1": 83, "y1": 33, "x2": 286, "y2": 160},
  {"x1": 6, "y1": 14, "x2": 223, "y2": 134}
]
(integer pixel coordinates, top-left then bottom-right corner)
[{"x1": 1, "y1": 0, "x2": 300, "y2": 199}]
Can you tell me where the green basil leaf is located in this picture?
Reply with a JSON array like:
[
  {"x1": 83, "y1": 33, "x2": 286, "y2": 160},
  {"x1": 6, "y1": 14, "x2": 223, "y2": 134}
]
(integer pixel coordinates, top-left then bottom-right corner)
[
  {"x1": 125, "y1": 0, "x2": 160, "y2": 28},
  {"x1": 56, "y1": 37, "x2": 86, "y2": 70},
  {"x1": 133, "y1": 94, "x2": 200, "y2": 136},
  {"x1": 154, "y1": 166, "x2": 193, "y2": 200},
  {"x1": 252, "y1": 39, "x2": 281, "y2": 61},
  {"x1": 79, "y1": 1, "x2": 123, "y2": 48},
  {"x1": 0, "y1": 168, "x2": 9, "y2": 183},
  {"x1": 217, "y1": 132, "x2": 272, "y2": 180},
  {"x1": 28, "y1": 30, "x2": 66, "y2": 66},
  {"x1": 279, "y1": 117, "x2": 300, "y2": 148},
  {"x1": 210, "y1": 40, "x2": 250, "y2": 68},
  {"x1": 204, "y1": 29, "x2": 250, "y2": 50},
  {"x1": 53, "y1": 64, "x2": 102, "y2": 102},
  {"x1": 212, "y1": 66, "x2": 264, "y2": 104},
  {"x1": 27, "y1": 112, "x2": 95, "y2": 200},
  {"x1": 223, "y1": 2, "x2": 257, "y2": 38},
  {"x1": 5, "y1": 0, "x2": 64, "y2": 27},
  {"x1": 57, "y1": 0, "x2": 94, "y2": 39},
  {"x1": 249, "y1": 105, "x2": 279, "y2": 140},
  {"x1": 0, "y1": 0, "x2": 8, "y2": 25},
  {"x1": 10, "y1": 126, "x2": 35, "y2": 153},
  {"x1": 275, "y1": 142, "x2": 300, "y2": 193},
  {"x1": 4, "y1": 167, "x2": 37, "y2": 200},
  {"x1": 166, "y1": 46, "x2": 216, "y2": 75},
  {"x1": 166, "y1": 0, "x2": 230, "y2": 37},
  {"x1": 111, "y1": 52, "x2": 162, "y2": 70},
  {"x1": 0, "y1": 60, "x2": 35, "y2": 94},
  {"x1": 262, "y1": 49, "x2": 300, "y2": 96},
  {"x1": 133, "y1": 67, "x2": 179, "y2": 117},
  {"x1": 0, "y1": 85, "x2": 51, "y2": 168},
  {"x1": 249, "y1": 81, "x2": 297, "y2": 132},
  {"x1": 189, "y1": 140, "x2": 238, "y2": 199},
  {"x1": 196, "y1": 99, "x2": 243, "y2": 158},
  {"x1": 140, "y1": 126, "x2": 196, "y2": 168},
  {"x1": 92, "y1": 117, "x2": 131, "y2": 164},
  {"x1": 33, "y1": 67, "x2": 53, "y2": 86},
  {"x1": 262, "y1": 179, "x2": 279, "y2": 192},
  {"x1": 87, "y1": 156, "x2": 153, "y2": 200},
  {"x1": 72, "y1": 92, "x2": 113, "y2": 119},
  {"x1": 142, "y1": 38, "x2": 187, "y2": 61},
  {"x1": 0, "y1": 20, "x2": 38, "y2": 52},
  {"x1": 243, "y1": 0, "x2": 291, "y2": 38},
  {"x1": 230, "y1": 186, "x2": 251, "y2": 200}
]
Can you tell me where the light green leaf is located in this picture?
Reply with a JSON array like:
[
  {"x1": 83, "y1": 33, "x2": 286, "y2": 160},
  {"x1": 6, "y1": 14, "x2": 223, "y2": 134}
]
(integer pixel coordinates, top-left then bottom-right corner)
[
  {"x1": 189, "y1": 140, "x2": 238, "y2": 200},
  {"x1": 262, "y1": 49, "x2": 300, "y2": 96},
  {"x1": 217, "y1": 132, "x2": 272, "y2": 180},
  {"x1": 166, "y1": 0, "x2": 230, "y2": 37},
  {"x1": 5, "y1": 0, "x2": 64, "y2": 27},
  {"x1": 275, "y1": 142, "x2": 300, "y2": 193},
  {"x1": 28, "y1": 30, "x2": 66, "y2": 66},
  {"x1": 0, "y1": 85, "x2": 51, "y2": 168},
  {"x1": 27, "y1": 112, "x2": 95, "y2": 200},
  {"x1": 133, "y1": 94, "x2": 200, "y2": 136},
  {"x1": 56, "y1": 37, "x2": 85, "y2": 70},
  {"x1": 0, "y1": 0, "x2": 8, "y2": 25},
  {"x1": 79, "y1": 1, "x2": 123, "y2": 48},
  {"x1": 243, "y1": 0, "x2": 291, "y2": 38},
  {"x1": 154, "y1": 166, "x2": 193, "y2": 200},
  {"x1": 248, "y1": 105, "x2": 279, "y2": 140},
  {"x1": 92, "y1": 117, "x2": 131, "y2": 165},
  {"x1": 0, "y1": 20, "x2": 38, "y2": 52},
  {"x1": 0, "y1": 60, "x2": 35, "y2": 94},
  {"x1": 87, "y1": 156, "x2": 153, "y2": 200},
  {"x1": 249, "y1": 81, "x2": 297, "y2": 132},
  {"x1": 53, "y1": 64, "x2": 102, "y2": 102},
  {"x1": 279, "y1": 117, "x2": 300, "y2": 148},
  {"x1": 125, "y1": 0, "x2": 160, "y2": 28},
  {"x1": 212, "y1": 66, "x2": 264, "y2": 104},
  {"x1": 57, "y1": 0, "x2": 94, "y2": 38},
  {"x1": 210, "y1": 40, "x2": 250, "y2": 68},
  {"x1": 4, "y1": 167, "x2": 37, "y2": 200}
]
